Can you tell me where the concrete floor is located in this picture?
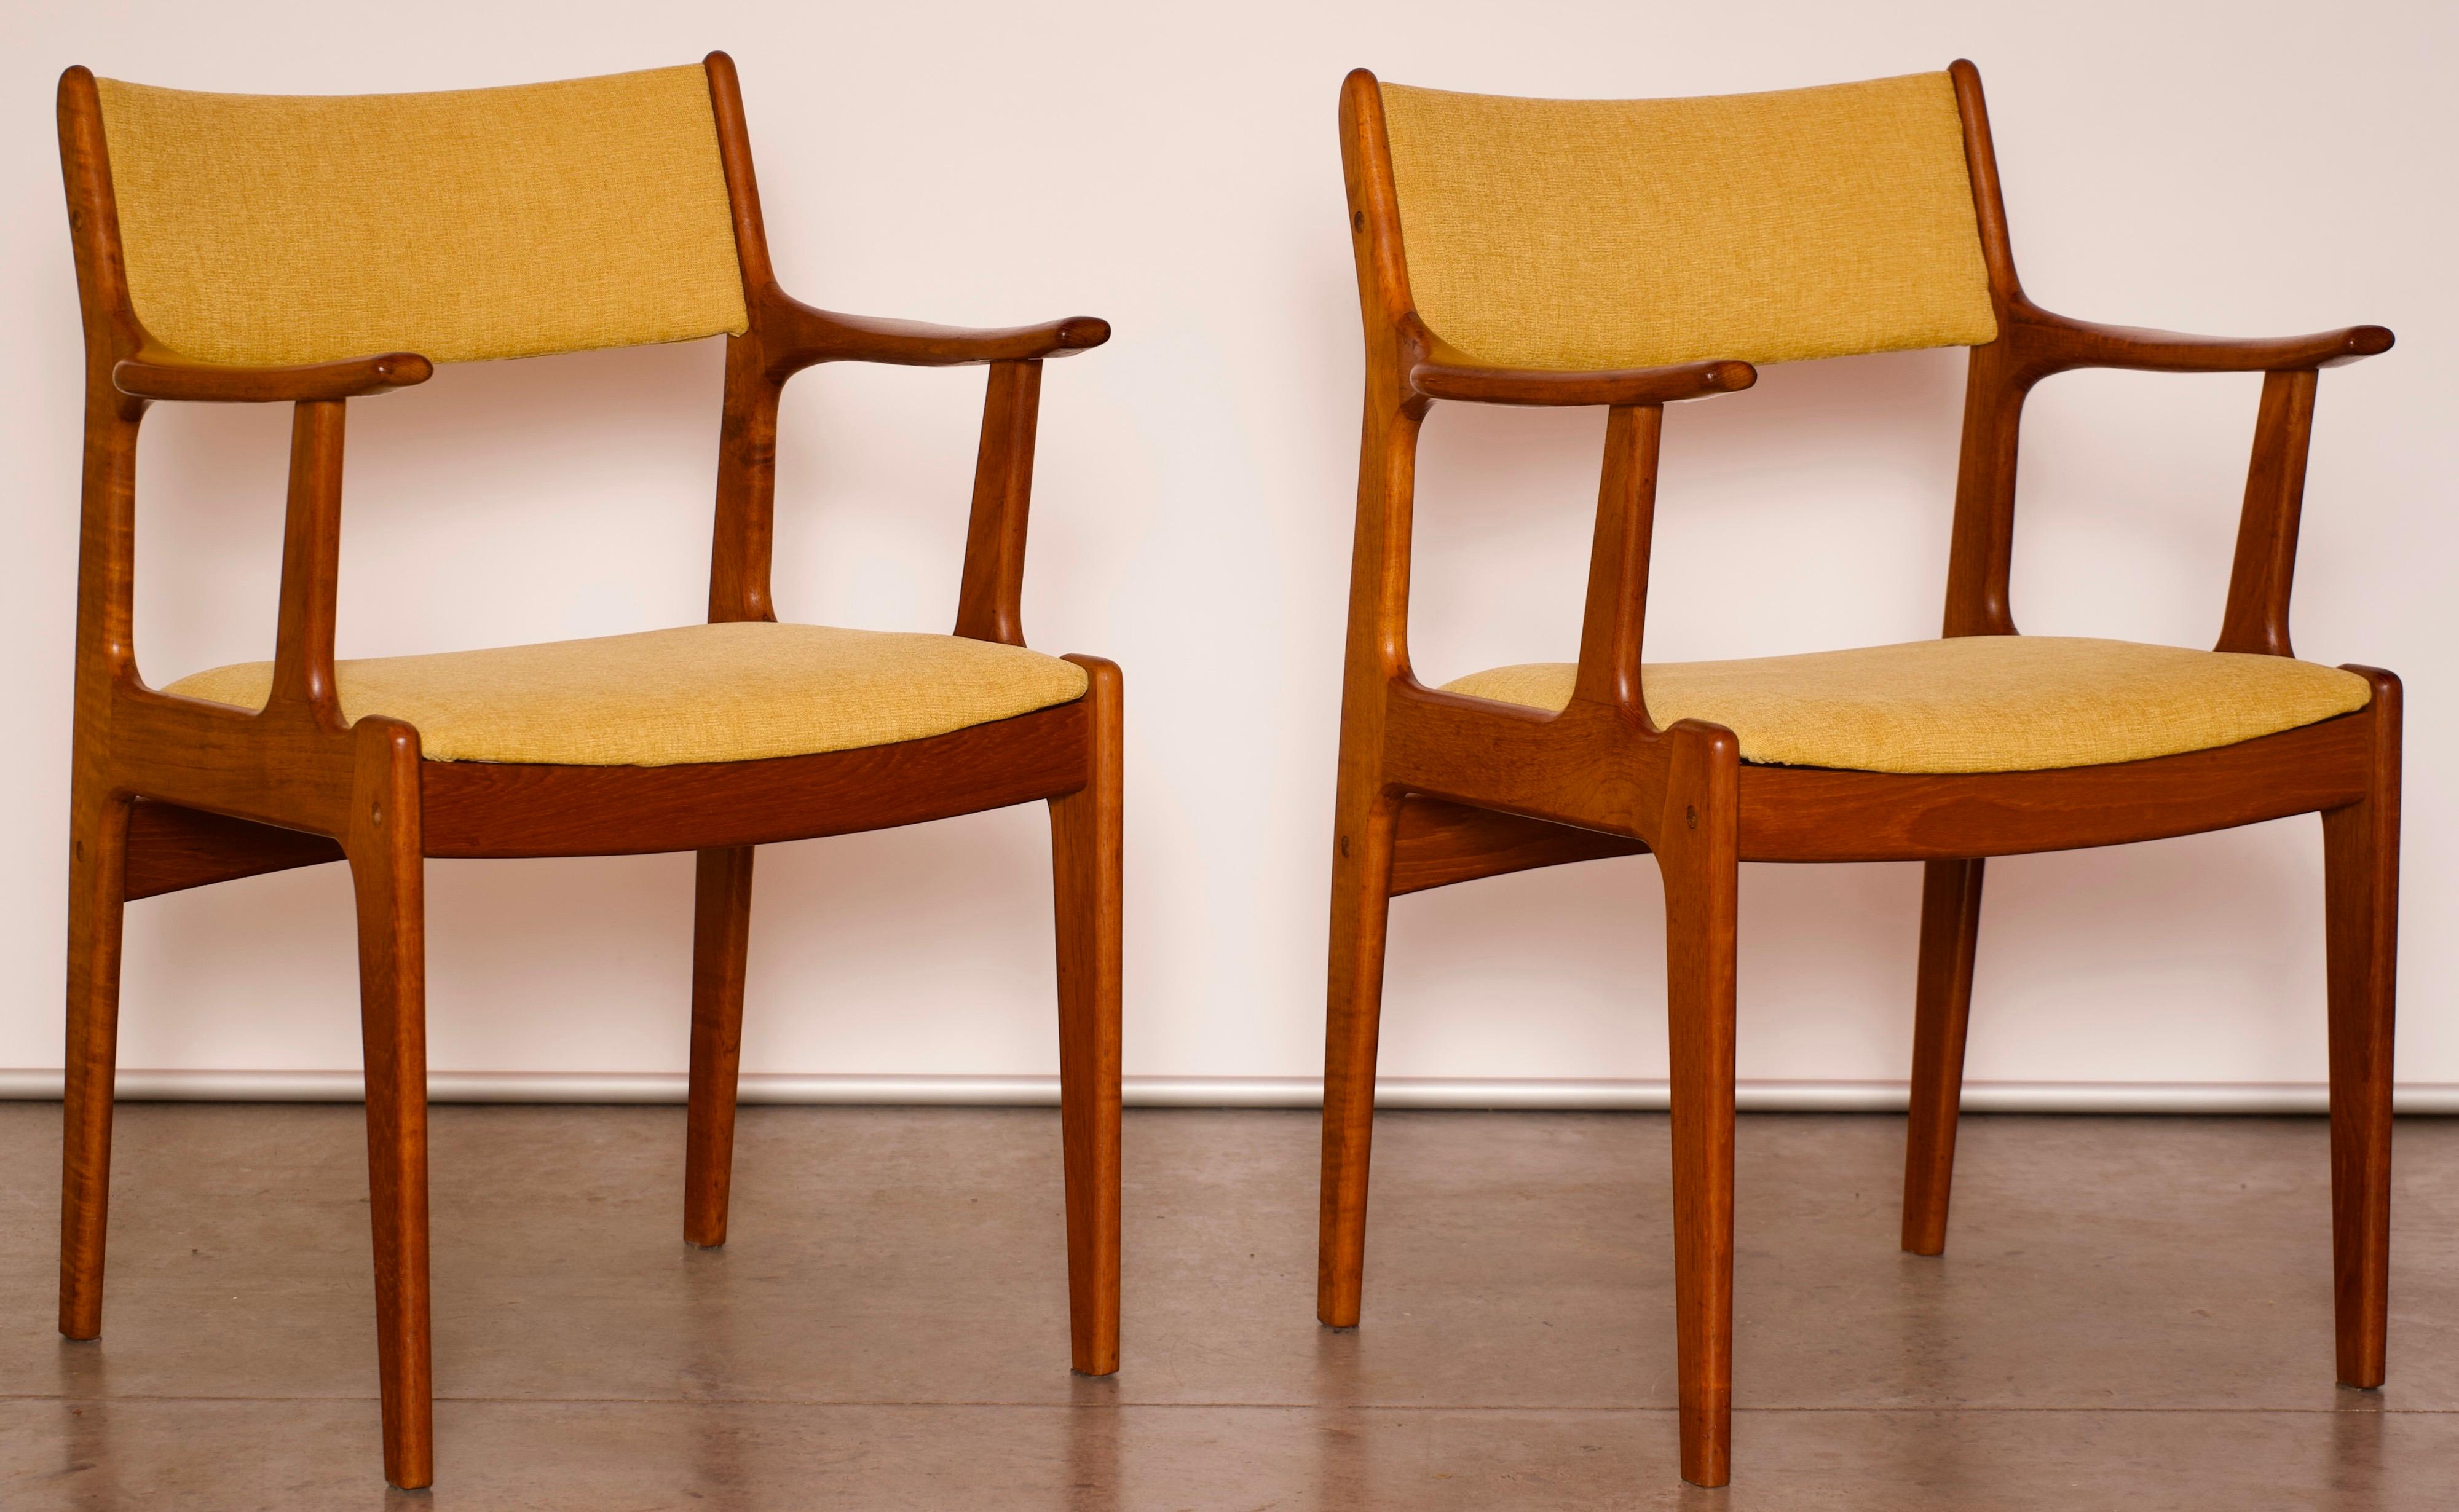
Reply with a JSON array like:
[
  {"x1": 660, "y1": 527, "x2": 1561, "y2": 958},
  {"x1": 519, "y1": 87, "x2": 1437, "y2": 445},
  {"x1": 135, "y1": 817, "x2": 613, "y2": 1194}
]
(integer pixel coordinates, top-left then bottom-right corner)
[{"x1": 0, "y1": 1104, "x2": 2450, "y2": 1508}]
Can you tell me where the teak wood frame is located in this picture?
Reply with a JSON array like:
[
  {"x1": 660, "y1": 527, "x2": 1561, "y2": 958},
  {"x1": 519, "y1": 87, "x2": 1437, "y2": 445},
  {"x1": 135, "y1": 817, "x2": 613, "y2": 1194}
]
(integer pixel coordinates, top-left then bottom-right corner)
[
  {"x1": 1322, "y1": 61, "x2": 2399, "y2": 1488},
  {"x1": 55, "y1": 53, "x2": 1123, "y2": 1491}
]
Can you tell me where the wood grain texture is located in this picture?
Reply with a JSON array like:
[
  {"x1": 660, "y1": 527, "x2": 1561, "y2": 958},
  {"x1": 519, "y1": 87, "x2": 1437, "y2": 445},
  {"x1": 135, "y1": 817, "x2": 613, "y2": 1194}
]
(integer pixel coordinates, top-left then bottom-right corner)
[
  {"x1": 419, "y1": 701, "x2": 1090, "y2": 857},
  {"x1": 269, "y1": 399, "x2": 349, "y2": 712},
  {"x1": 1316, "y1": 788, "x2": 1397, "y2": 1330},
  {"x1": 55, "y1": 52, "x2": 1120, "y2": 1489},
  {"x1": 55, "y1": 67, "x2": 139, "y2": 1353},
  {"x1": 2219, "y1": 369, "x2": 2320, "y2": 657},
  {"x1": 1658, "y1": 723, "x2": 1740, "y2": 1489},
  {"x1": 113, "y1": 704, "x2": 1091, "y2": 880},
  {"x1": 1735, "y1": 712, "x2": 2372, "y2": 863},
  {"x1": 956, "y1": 360, "x2": 1042, "y2": 645},
  {"x1": 119, "y1": 801, "x2": 343, "y2": 900},
  {"x1": 1901, "y1": 858, "x2": 1985, "y2": 1256},
  {"x1": 1573, "y1": 403, "x2": 1662, "y2": 714},
  {"x1": 346, "y1": 718, "x2": 432, "y2": 1489},
  {"x1": 1323, "y1": 58, "x2": 2402, "y2": 1490},
  {"x1": 682, "y1": 846, "x2": 756, "y2": 1248},
  {"x1": 1998, "y1": 301, "x2": 2391, "y2": 376},
  {"x1": 1050, "y1": 655, "x2": 1124, "y2": 1376},
  {"x1": 1387, "y1": 798, "x2": 1644, "y2": 896},
  {"x1": 114, "y1": 345, "x2": 430, "y2": 403},
  {"x1": 758, "y1": 301, "x2": 1109, "y2": 372},
  {"x1": 1317, "y1": 69, "x2": 1422, "y2": 1335},
  {"x1": 1411, "y1": 348, "x2": 1754, "y2": 408},
  {"x1": 2324, "y1": 666, "x2": 2399, "y2": 1388},
  {"x1": 57, "y1": 786, "x2": 128, "y2": 1344}
]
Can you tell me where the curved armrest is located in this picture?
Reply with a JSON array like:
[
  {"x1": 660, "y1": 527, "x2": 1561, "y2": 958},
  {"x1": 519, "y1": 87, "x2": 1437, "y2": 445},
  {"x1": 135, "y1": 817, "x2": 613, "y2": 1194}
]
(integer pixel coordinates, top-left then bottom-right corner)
[
  {"x1": 2010, "y1": 299, "x2": 2392, "y2": 375},
  {"x1": 761, "y1": 292, "x2": 1110, "y2": 374},
  {"x1": 114, "y1": 345, "x2": 433, "y2": 403},
  {"x1": 1410, "y1": 352, "x2": 1756, "y2": 407}
]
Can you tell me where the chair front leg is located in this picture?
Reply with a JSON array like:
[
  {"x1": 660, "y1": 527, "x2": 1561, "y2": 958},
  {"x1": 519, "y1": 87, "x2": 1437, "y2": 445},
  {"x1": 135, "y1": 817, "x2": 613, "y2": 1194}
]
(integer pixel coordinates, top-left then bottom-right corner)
[
  {"x1": 1902, "y1": 857, "x2": 1986, "y2": 1255},
  {"x1": 1659, "y1": 725, "x2": 1740, "y2": 1489},
  {"x1": 684, "y1": 845, "x2": 756, "y2": 1247},
  {"x1": 59, "y1": 777, "x2": 132, "y2": 1342},
  {"x1": 348, "y1": 722, "x2": 433, "y2": 1489},
  {"x1": 2323, "y1": 666, "x2": 2400, "y2": 1389},
  {"x1": 1051, "y1": 656, "x2": 1123, "y2": 1375},
  {"x1": 1317, "y1": 773, "x2": 1398, "y2": 1329}
]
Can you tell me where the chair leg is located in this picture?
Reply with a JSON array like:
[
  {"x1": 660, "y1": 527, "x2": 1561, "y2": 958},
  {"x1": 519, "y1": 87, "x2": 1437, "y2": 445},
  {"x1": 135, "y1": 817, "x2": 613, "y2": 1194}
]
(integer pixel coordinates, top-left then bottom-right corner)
[
  {"x1": 2324, "y1": 669, "x2": 2399, "y2": 1390},
  {"x1": 684, "y1": 846, "x2": 756, "y2": 1248},
  {"x1": 1902, "y1": 857, "x2": 1986, "y2": 1256},
  {"x1": 1661, "y1": 732, "x2": 1740, "y2": 1489},
  {"x1": 349, "y1": 726, "x2": 432, "y2": 1489},
  {"x1": 1050, "y1": 657, "x2": 1123, "y2": 1375},
  {"x1": 1317, "y1": 783, "x2": 1397, "y2": 1329},
  {"x1": 60, "y1": 784, "x2": 132, "y2": 1342}
]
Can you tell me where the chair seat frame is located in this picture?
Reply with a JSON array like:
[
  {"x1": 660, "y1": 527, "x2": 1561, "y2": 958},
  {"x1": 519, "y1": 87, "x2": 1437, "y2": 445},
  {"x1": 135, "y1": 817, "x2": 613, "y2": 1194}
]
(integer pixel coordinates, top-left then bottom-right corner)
[
  {"x1": 1321, "y1": 61, "x2": 2399, "y2": 1488},
  {"x1": 57, "y1": 53, "x2": 1123, "y2": 1491}
]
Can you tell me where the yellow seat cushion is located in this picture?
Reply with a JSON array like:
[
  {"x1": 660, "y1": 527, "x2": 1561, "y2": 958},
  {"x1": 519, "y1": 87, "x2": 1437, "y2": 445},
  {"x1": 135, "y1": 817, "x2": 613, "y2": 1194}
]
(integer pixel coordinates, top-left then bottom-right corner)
[
  {"x1": 1437, "y1": 637, "x2": 2370, "y2": 774},
  {"x1": 162, "y1": 623, "x2": 1088, "y2": 766}
]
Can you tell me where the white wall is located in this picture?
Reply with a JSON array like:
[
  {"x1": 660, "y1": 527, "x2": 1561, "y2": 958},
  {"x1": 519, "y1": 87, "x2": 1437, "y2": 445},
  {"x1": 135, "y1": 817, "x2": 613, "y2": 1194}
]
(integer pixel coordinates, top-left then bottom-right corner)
[{"x1": 2, "y1": 1, "x2": 2449, "y2": 1095}]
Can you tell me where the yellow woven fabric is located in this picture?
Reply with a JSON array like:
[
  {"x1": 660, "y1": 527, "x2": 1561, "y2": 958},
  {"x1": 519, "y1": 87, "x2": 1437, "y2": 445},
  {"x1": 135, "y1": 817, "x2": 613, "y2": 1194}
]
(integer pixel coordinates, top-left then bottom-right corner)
[
  {"x1": 94, "y1": 66, "x2": 748, "y2": 366},
  {"x1": 163, "y1": 623, "x2": 1088, "y2": 766},
  {"x1": 1438, "y1": 637, "x2": 2370, "y2": 774},
  {"x1": 1378, "y1": 73, "x2": 1997, "y2": 371}
]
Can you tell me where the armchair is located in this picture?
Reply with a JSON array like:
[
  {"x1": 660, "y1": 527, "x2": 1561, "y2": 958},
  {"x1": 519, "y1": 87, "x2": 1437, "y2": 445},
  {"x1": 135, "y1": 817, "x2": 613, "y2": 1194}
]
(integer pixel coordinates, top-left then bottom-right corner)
[
  {"x1": 1321, "y1": 61, "x2": 2398, "y2": 1487},
  {"x1": 56, "y1": 53, "x2": 1121, "y2": 1489}
]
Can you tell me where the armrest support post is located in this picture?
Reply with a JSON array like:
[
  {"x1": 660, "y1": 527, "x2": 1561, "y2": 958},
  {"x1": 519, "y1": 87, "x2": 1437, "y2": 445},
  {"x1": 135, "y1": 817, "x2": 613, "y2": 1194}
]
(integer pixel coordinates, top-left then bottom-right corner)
[
  {"x1": 1571, "y1": 404, "x2": 1664, "y2": 726},
  {"x1": 267, "y1": 398, "x2": 349, "y2": 721},
  {"x1": 2217, "y1": 368, "x2": 2321, "y2": 657},
  {"x1": 955, "y1": 360, "x2": 1043, "y2": 645},
  {"x1": 1941, "y1": 339, "x2": 2029, "y2": 638},
  {"x1": 707, "y1": 336, "x2": 781, "y2": 624}
]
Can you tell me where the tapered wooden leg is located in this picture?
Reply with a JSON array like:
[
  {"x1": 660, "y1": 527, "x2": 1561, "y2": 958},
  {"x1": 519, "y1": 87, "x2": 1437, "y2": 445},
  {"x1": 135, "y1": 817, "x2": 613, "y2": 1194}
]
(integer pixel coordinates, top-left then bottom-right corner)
[
  {"x1": 349, "y1": 725, "x2": 432, "y2": 1489},
  {"x1": 1051, "y1": 656, "x2": 1123, "y2": 1376},
  {"x1": 1661, "y1": 728, "x2": 1740, "y2": 1488},
  {"x1": 59, "y1": 783, "x2": 132, "y2": 1342},
  {"x1": 2324, "y1": 667, "x2": 2399, "y2": 1390},
  {"x1": 684, "y1": 846, "x2": 756, "y2": 1248},
  {"x1": 1317, "y1": 782, "x2": 1398, "y2": 1329},
  {"x1": 1902, "y1": 857, "x2": 1986, "y2": 1256}
]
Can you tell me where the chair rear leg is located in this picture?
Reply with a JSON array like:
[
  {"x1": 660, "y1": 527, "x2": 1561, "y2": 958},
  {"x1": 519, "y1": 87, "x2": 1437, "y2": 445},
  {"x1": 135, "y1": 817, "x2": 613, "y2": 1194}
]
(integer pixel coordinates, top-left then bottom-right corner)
[
  {"x1": 350, "y1": 726, "x2": 433, "y2": 1489},
  {"x1": 684, "y1": 846, "x2": 756, "y2": 1248},
  {"x1": 1661, "y1": 730, "x2": 1740, "y2": 1488},
  {"x1": 1317, "y1": 781, "x2": 1397, "y2": 1329},
  {"x1": 1902, "y1": 857, "x2": 1986, "y2": 1256},
  {"x1": 2324, "y1": 667, "x2": 2399, "y2": 1389},
  {"x1": 60, "y1": 784, "x2": 132, "y2": 1342},
  {"x1": 1051, "y1": 656, "x2": 1123, "y2": 1375}
]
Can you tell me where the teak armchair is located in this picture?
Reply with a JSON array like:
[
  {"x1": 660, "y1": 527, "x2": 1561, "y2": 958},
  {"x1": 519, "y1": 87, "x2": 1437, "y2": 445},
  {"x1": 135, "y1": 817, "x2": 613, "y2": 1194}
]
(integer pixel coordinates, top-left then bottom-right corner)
[
  {"x1": 1321, "y1": 63, "x2": 2398, "y2": 1487},
  {"x1": 56, "y1": 55, "x2": 1121, "y2": 1489}
]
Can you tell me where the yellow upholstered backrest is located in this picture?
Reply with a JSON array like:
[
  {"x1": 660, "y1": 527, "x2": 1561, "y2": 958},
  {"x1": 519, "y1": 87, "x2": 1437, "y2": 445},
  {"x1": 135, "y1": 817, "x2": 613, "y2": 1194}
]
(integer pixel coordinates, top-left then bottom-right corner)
[
  {"x1": 93, "y1": 66, "x2": 749, "y2": 367},
  {"x1": 1378, "y1": 72, "x2": 1998, "y2": 371}
]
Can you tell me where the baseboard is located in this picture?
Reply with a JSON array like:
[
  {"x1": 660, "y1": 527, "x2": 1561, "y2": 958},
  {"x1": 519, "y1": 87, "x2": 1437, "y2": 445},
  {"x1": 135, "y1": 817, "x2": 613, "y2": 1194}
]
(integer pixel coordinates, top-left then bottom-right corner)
[{"x1": 0, "y1": 1069, "x2": 2451, "y2": 1114}]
